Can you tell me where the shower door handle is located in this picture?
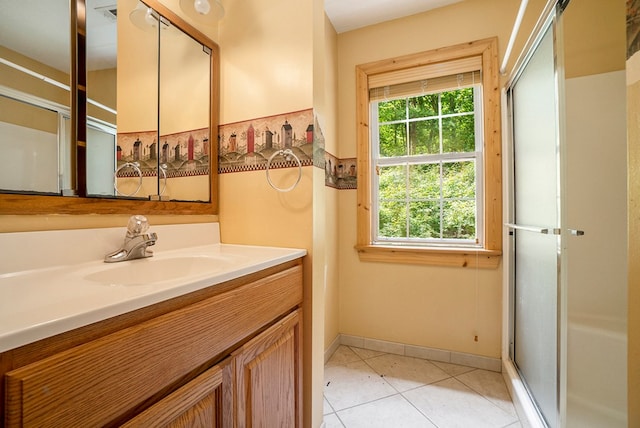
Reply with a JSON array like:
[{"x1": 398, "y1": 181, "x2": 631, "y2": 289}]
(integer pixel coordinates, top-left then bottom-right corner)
[{"x1": 505, "y1": 223, "x2": 560, "y2": 235}]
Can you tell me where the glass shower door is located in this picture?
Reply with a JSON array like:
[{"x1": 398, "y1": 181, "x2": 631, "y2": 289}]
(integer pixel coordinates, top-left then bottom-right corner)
[{"x1": 509, "y1": 24, "x2": 560, "y2": 428}]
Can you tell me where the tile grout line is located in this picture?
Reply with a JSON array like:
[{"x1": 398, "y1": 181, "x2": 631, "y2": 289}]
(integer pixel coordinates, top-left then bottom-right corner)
[
  {"x1": 351, "y1": 348, "x2": 453, "y2": 428},
  {"x1": 397, "y1": 390, "x2": 445, "y2": 428},
  {"x1": 324, "y1": 345, "x2": 520, "y2": 428},
  {"x1": 451, "y1": 370, "x2": 520, "y2": 423}
]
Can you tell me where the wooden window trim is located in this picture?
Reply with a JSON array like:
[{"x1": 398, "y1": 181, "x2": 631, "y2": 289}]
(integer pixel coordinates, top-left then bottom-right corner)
[{"x1": 355, "y1": 38, "x2": 502, "y2": 269}]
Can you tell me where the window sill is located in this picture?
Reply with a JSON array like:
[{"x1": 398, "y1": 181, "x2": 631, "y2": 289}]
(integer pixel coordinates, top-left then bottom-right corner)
[{"x1": 355, "y1": 244, "x2": 502, "y2": 269}]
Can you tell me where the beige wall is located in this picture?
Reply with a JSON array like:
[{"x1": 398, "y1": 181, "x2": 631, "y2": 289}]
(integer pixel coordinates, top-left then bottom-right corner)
[
  {"x1": 0, "y1": 46, "x2": 69, "y2": 134},
  {"x1": 157, "y1": 0, "x2": 219, "y2": 43},
  {"x1": 118, "y1": 0, "x2": 159, "y2": 134},
  {"x1": 627, "y1": 47, "x2": 640, "y2": 428},
  {"x1": 87, "y1": 68, "x2": 116, "y2": 124},
  {"x1": 335, "y1": 0, "x2": 536, "y2": 360},
  {"x1": 217, "y1": 0, "x2": 322, "y2": 425},
  {"x1": 0, "y1": 46, "x2": 69, "y2": 106},
  {"x1": 321, "y1": 14, "x2": 340, "y2": 353},
  {"x1": 563, "y1": 0, "x2": 626, "y2": 79}
]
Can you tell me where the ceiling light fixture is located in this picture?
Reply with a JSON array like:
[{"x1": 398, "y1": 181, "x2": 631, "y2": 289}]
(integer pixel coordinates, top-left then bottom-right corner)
[
  {"x1": 179, "y1": 0, "x2": 224, "y2": 25},
  {"x1": 129, "y1": 2, "x2": 157, "y2": 31},
  {"x1": 129, "y1": 1, "x2": 174, "y2": 33}
]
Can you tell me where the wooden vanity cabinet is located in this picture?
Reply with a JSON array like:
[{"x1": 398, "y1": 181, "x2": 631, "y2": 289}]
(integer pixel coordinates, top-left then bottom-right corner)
[
  {"x1": 1, "y1": 260, "x2": 303, "y2": 428},
  {"x1": 233, "y1": 309, "x2": 302, "y2": 428}
]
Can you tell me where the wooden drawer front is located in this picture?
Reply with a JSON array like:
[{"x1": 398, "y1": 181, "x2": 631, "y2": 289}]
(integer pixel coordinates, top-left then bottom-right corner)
[
  {"x1": 5, "y1": 265, "x2": 302, "y2": 427},
  {"x1": 234, "y1": 309, "x2": 302, "y2": 428}
]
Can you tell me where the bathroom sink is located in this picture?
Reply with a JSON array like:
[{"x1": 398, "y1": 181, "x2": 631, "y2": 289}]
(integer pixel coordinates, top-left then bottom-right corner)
[
  {"x1": 0, "y1": 231, "x2": 306, "y2": 354},
  {"x1": 84, "y1": 255, "x2": 227, "y2": 286}
]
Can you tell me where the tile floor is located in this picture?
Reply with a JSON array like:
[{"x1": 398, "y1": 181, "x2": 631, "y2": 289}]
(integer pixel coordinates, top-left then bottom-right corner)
[{"x1": 323, "y1": 346, "x2": 522, "y2": 428}]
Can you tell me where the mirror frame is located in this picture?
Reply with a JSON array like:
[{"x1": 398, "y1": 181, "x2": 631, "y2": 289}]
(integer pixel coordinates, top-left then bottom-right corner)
[{"x1": 0, "y1": 0, "x2": 219, "y2": 215}]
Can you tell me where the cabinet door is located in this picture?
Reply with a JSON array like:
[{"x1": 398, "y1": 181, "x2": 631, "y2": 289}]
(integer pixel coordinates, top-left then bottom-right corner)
[
  {"x1": 122, "y1": 358, "x2": 233, "y2": 428},
  {"x1": 234, "y1": 310, "x2": 302, "y2": 428}
]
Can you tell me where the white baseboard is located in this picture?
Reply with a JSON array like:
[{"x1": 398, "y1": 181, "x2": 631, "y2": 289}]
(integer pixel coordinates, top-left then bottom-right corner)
[{"x1": 329, "y1": 333, "x2": 502, "y2": 372}]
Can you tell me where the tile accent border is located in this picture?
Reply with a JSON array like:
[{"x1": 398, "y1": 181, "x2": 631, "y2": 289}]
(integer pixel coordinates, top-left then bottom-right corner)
[{"x1": 332, "y1": 334, "x2": 502, "y2": 372}]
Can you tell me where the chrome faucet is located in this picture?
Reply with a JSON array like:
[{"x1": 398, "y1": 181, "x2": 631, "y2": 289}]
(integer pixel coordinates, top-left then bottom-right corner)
[{"x1": 104, "y1": 215, "x2": 157, "y2": 263}]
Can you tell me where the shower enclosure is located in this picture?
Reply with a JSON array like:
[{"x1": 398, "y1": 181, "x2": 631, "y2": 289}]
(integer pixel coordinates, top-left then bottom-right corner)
[{"x1": 504, "y1": 1, "x2": 628, "y2": 427}]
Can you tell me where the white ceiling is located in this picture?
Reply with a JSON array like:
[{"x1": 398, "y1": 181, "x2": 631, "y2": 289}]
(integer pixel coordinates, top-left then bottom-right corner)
[
  {"x1": 324, "y1": 0, "x2": 465, "y2": 33},
  {"x1": 1, "y1": 0, "x2": 465, "y2": 74}
]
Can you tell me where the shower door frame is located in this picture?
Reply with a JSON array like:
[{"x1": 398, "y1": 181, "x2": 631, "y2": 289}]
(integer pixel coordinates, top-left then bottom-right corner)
[{"x1": 503, "y1": 2, "x2": 568, "y2": 427}]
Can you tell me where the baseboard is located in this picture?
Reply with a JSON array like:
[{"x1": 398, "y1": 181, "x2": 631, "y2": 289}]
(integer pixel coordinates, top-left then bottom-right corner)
[
  {"x1": 324, "y1": 334, "x2": 342, "y2": 364},
  {"x1": 331, "y1": 334, "x2": 502, "y2": 372}
]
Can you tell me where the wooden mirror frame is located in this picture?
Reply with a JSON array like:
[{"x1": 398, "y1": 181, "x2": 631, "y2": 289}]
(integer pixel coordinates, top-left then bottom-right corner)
[{"x1": 0, "y1": 0, "x2": 219, "y2": 215}]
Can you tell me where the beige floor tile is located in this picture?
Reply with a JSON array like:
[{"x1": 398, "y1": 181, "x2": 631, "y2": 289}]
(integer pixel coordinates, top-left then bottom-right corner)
[
  {"x1": 365, "y1": 353, "x2": 451, "y2": 392},
  {"x1": 327, "y1": 345, "x2": 363, "y2": 366},
  {"x1": 403, "y1": 377, "x2": 519, "y2": 428},
  {"x1": 455, "y1": 369, "x2": 519, "y2": 418},
  {"x1": 336, "y1": 395, "x2": 438, "y2": 428},
  {"x1": 324, "y1": 360, "x2": 397, "y2": 411},
  {"x1": 323, "y1": 413, "x2": 345, "y2": 428}
]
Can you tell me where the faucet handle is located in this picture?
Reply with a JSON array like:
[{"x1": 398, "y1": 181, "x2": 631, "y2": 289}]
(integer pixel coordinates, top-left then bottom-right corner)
[{"x1": 127, "y1": 215, "x2": 149, "y2": 237}]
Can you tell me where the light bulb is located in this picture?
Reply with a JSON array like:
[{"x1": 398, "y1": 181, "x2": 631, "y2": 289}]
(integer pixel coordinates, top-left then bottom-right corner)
[{"x1": 194, "y1": 0, "x2": 211, "y2": 15}]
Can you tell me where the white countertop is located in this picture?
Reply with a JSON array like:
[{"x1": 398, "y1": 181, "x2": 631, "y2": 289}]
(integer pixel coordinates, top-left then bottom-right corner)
[{"x1": 0, "y1": 223, "x2": 306, "y2": 353}]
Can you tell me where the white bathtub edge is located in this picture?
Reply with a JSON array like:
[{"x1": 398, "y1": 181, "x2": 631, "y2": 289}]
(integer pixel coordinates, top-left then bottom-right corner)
[{"x1": 502, "y1": 359, "x2": 546, "y2": 428}]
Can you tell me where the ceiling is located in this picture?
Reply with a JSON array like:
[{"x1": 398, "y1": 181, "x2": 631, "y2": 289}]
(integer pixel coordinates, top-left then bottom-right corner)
[
  {"x1": 324, "y1": 0, "x2": 464, "y2": 33},
  {"x1": 1, "y1": 0, "x2": 465, "y2": 75}
]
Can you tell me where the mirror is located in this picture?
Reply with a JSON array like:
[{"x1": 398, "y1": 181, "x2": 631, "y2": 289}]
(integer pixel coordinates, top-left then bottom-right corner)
[
  {"x1": 88, "y1": 0, "x2": 161, "y2": 199},
  {"x1": 0, "y1": 0, "x2": 219, "y2": 214},
  {"x1": 0, "y1": 0, "x2": 71, "y2": 195},
  {"x1": 86, "y1": 0, "x2": 121, "y2": 197},
  {"x1": 159, "y1": 16, "x2": 211, "y2": 201}
]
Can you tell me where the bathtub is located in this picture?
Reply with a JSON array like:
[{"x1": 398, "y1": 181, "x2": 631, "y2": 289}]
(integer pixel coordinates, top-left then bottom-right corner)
[
  {"x1": 566, "y1": 316, "x2": 627, "y2": 428},
  {"x1": 502, "y1": 315, "x2": 627, "y2": 428}
]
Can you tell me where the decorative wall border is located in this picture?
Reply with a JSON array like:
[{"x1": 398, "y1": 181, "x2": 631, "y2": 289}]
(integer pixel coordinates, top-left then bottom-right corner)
[
  {"x1": 218, "y1": 109, "x2": 315, "y2": 173},
  {"x1": 217, "y1": 109, "x2": 357, "y2": 190},
  {"x1": 628, "y1": 0, "x2": 640, "y2": 59},
  {"x1": 117, "y1": 128, "x2": 210, "y2": 179},
  {"x1": 324, "y1": 152, "x2": 357, "y2": 190}
]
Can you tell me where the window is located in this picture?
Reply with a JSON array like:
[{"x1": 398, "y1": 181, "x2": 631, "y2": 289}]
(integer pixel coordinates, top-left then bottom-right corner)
[
  {"x1": 355, "y1": 38, "x2": 502, "y2": 268},
  {"x1": 373, "y1": 84, "x2": 482, "y2": 245}
]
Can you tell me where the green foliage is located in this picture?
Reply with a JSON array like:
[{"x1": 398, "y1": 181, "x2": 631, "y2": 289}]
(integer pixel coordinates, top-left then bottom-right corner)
[
  {"x1": 379, "y1": 123, "x2": 407, "y2": 157},
  {"x1": 409, "y1": 120, "x2": 439, "y2": 155},
  {"x1": 376, "y1": 87, "x2": 478, "y2": 242}
]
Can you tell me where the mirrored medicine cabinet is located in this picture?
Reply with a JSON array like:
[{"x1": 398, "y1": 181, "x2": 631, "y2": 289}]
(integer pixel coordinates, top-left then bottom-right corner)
[{"x1": 0, "y1": 0, "x2": 219, "y2": 215}]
